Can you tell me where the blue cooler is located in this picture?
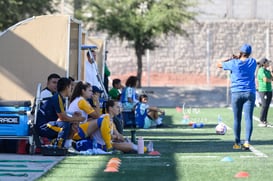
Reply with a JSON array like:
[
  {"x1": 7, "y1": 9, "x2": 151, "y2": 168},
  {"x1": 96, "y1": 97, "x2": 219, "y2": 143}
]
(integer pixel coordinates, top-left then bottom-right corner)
[{"x1": 0, "y1": 101, "x2": 31, "y2": 136}]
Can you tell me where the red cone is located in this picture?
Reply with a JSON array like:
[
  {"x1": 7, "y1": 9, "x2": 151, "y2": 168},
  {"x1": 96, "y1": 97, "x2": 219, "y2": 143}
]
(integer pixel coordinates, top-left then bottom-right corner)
[{"x1": 234, "y1": 171, "x2": 249, "y2": 178}]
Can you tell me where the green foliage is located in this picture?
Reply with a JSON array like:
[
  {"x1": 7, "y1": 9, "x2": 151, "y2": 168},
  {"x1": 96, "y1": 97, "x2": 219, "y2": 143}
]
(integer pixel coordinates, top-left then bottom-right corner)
[
  {"x1": 0, "y1": 0, "x2": 57, "y2": 31},
  {"x1": 77, "y1": 0, "x2": 197, "y2": 87},
  {"x1": 84, "y1": 0, "x2": 197, "y2": 51}
]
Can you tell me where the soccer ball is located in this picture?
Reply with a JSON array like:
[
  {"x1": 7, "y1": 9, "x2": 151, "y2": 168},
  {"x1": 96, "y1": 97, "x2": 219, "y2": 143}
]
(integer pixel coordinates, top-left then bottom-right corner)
[{"x1": 215, "y1": 123, "x2": 227, "y2": 135}]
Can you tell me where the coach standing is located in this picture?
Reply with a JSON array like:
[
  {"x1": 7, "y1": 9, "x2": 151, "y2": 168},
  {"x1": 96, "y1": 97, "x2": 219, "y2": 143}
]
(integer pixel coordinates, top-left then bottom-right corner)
[{"x1": 217, "y1": 44, "x2": 257, "y2": 150}]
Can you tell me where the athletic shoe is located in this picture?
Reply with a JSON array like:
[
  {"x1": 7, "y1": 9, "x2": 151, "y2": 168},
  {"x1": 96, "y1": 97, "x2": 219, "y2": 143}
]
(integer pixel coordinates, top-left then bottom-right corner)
[
  {"x1": 267, "y1": 124, "x2": 273, "y2": 128},
  {"x1": 242, "y1": 143, "x2": 250, "y2": 150},
  {"x1": 258, "y1": 121, "x2": 267, "y2": 127},
  {"x1": 67, "y1": 146, "x2": 79, "y2": 154},
  {"x1": 233, "y1": 143, "x2": 241, "y2": 149}
]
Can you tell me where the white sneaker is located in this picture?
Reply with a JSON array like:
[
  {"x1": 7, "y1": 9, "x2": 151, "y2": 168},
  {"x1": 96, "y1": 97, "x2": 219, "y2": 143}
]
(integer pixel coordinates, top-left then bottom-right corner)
[
  {"x1": 258, "y1": 122, "x2": 267, "y2": 127},
  {"x1": 266, "y1": 123, "x2": 273, "y2": 128},
  {"x1": 147, "y1": 141, "x2": 154, "y2": 152},
  {"x1": 68, "y1": 146, "x2": 79, "y2": 154}
]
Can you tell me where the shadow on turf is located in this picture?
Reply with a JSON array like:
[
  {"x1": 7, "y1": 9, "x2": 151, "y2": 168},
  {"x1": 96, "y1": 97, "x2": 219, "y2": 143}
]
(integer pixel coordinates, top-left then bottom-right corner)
[
  {"x1": 154, "y1": 140, "x2": 254, "y2": 153},
  {"x1": 122, "y1": 131, "x2": 255, "y2": 154}
]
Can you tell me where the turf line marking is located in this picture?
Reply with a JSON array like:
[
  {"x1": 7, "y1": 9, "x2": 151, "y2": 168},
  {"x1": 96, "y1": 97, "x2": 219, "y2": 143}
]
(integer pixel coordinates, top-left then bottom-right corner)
[
  {"x1": 249, "y1": 145, "x2": 268, "y2": 157},
  {"x1": 250, "y1": 116, "x2": 268, "y2": 157},
  {"x1": 227, "y1": 108, "x2": 268, "y2": 158},
  {"x1": 179, "y1": 156, "x2": 219, "y2": 158},
  {"x1": 123, "y1": 156, "x2": 160, "y2": 159},
  {"x1": 240, "y1": 156, "x2": 262, "y2": 158}
]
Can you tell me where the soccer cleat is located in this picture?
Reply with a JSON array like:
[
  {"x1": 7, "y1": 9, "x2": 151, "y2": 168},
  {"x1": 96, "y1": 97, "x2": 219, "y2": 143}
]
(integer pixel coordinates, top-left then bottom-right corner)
[
  {"x1": 242, "y1": 143, "x2": 250, "y2": 150},
  {"x1": 233, "y1": 143, "x2": 241, "y2": 149}
]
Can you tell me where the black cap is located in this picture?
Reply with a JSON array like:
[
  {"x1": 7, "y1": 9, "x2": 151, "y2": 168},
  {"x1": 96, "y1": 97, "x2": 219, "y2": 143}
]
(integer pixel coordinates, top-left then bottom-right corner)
[{"x1": 92, "y1": 86, "x2": 103, "y2": 93}]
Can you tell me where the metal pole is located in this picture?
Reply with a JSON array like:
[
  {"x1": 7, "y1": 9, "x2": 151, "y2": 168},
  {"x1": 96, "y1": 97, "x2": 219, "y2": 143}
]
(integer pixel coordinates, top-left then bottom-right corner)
[
  {"x1": 206, "y1": 29, "x2": 210, "y2": 85},
  {"x1": 226, "y1": 72, "x2": 230, "y2": 106},
  {"x1": 146, "y1": 49, "x2": 150, "y2": 87},
  {"x1": 266, "y1": 28, "x2": 269, "y2": 58}
]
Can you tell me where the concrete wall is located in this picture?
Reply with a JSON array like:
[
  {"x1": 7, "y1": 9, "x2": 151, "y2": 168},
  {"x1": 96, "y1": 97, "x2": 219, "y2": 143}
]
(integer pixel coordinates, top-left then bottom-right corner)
[
  {"x1": 106, "y1": 20, "x2": 273, "y2": 86},
  {"x1": 54, "y1": 0, "x2": 273, "y2": 86}
]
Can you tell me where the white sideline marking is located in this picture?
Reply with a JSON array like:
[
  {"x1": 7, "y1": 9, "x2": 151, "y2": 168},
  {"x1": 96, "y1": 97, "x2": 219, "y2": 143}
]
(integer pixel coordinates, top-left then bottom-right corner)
[
  {"x1": 249, "y1": 145, "x2": 268, "y2": 157},
  {"x1": 123, "y1": 156, "x2": 160, "y2": 159},
  {"x1": 181, "y1": 156, "x2": 219, "y2": 158},
  {"x1": 250, "y1": 115, "x2": 268, "y2": 157},
  {"x1": 226, "y1": 108, "x2": 268, "y2": 158}
]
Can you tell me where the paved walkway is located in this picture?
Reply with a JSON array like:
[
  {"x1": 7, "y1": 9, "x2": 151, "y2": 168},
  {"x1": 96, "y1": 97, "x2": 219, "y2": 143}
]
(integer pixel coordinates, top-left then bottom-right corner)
[
  {"x1": 0, "y1": 154, "x2": 64, "y2": 181},
  {"x1": 138, "y1": 86, "x2": 229, "y2": 108}
]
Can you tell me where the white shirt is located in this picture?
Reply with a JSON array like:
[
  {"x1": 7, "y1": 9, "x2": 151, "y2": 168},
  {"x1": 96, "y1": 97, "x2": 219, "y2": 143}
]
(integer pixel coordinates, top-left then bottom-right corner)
[
  {"x1": 85, "y1": 60, "x2": 101, "y2": 88},
  {"x1": 67, "y1": 97, "x2": 89, "y2": 123},
  {"x1": 40, "y1": 88, "x2": 53, "y2": 103}
]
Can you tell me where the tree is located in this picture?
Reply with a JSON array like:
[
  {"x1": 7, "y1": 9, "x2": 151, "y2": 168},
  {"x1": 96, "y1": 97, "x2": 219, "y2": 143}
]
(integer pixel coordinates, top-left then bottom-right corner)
[
  {"x1": 0, "y1": 0, "x2": 57, "y2": 31},
  {"x1": 78, "y1": 0, "x2": 197, "y2": 87}
]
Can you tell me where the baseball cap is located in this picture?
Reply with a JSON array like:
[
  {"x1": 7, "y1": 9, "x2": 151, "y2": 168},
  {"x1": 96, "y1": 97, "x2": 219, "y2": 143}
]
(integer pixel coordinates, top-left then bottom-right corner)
[
  {"x1": 240, "y1": 44, "x2": 252, "y2": 54},
  {"x1": 259, "y1": 58, "x2": 270, "y2": 65},
  {"x1": 92, "y1": 85, "x2": 103, "y2": 93}
]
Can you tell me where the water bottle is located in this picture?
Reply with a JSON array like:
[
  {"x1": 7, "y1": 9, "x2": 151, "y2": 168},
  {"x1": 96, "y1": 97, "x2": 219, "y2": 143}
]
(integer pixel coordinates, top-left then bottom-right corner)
[
  {"x1": 218, "y1": 115, "x2": 222, "y2": 124},
  {"x1": 182, "y1": 115, "x2": 189, "y2": 124},
  {"x1": 137, "y1": 137, "x2": 144, "y2": 154}
]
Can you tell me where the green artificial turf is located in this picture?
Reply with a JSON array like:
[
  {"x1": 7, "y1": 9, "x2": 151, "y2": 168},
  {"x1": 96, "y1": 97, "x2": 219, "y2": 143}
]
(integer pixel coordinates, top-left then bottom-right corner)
[{"x1": 38, "y1": 107, "x2": 273, "y2": 181}]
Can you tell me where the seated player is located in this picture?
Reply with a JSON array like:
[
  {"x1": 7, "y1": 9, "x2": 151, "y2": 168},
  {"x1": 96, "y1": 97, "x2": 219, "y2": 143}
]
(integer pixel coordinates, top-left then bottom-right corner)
[
  {"x1": 109, "y1": 78, "x2": 123, "y2": 100},
  {"x1": 73, "y1": 99, "x2": 152, "y2": 153},
  {"x1": 135, "y1": 94, "x2": 165, "y2": 128},
  {"x1": 35, "y1": 77, "x2": 85, "y2": 148},
  {"x1": 68, "y1": 81, "x2": 101, "y2": 123},
  {"x1": 40, "y1": 73, "x2": 60, "y2": 103},
  {"x1": 120, "y1": 76, "x2": 139, "y2": 128}
]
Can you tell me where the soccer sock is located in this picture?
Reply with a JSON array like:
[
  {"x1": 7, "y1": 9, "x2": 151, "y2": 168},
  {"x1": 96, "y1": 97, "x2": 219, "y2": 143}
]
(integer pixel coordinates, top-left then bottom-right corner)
[
  {"x1": 64, "y1": 139, "x2": 72, "y2": 148},
  {"x1": 155, "y1": 117, "x2": 163, "y2": 125}
]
